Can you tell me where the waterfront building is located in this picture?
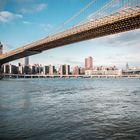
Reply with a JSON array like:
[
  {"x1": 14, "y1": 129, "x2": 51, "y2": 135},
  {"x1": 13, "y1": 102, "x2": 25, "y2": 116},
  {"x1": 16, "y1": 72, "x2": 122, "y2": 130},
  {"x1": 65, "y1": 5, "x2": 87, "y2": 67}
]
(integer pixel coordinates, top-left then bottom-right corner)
[
  {"x1": 73, "y1": 66, "x2": 80, "y2": 75},
  {"x1": 35, "y1": 64, "x2": 43, "y2": 75},
  {"x1": 23, "y1": 65, "x2": 30, "y2": 74},
  {"x1": 10, "y1": 64, "x2": 18, "y2": 74},
  {"x1": 3, "y1": 64, "x2": 9, "y2": 74},
  {"x1": 85, "y1": 66, "x2": 120, "y2": 76},
  {"x1": 49, "y1": 65, "x2": 57, "y2": 75},
  {"x1": 60, "y1": 65, "x2": 70, "y2": 75},
  {"x1": 118, "y1": 69, "x2": 122, "y2": 76},
  {"x1": 59, "y1": 65, "x2": 63, "y2": 75},
  {"x1": 43, "y1": 66, "x2": 49, "y2": 75},
  {"x1": 18, "y1": 57, "x2": 29, "y2": 74},
  {"x1": 3, "y1": 64, "x2": 18, "y2": 74},
  {"x1": 35, "y1": 64, "x2": 40, "y2": 74},
  {"x1": 31, "y1": 65, "x2": 36, "y2": 74},
  {"x1": 85, "y1": 70, "x2": 93, "y2": 75},
  {"x1": 122, "y1": 67, "x2": 140, "y2": 75},
  {"x1": 66, "y1": 65, "x2": 70, "y2": 75},
  {"x1": 18, "y1": 63, "x2": 23, "y2": 74},
  {"x1": 49, "y1": 65, "x2": 53, "y2": 75},
  {"x1": 85, "y1": 56, "x2": 93, "y2": 70},
  {"x1": 28, "y1": 65, "x2": 32, "y2": 74},
  {"x1": 39, "y1": 65, "x2": 44, "y2": 75},
  {"x1": 79, "y1": 67, "x2": 85, "y2": 75}
]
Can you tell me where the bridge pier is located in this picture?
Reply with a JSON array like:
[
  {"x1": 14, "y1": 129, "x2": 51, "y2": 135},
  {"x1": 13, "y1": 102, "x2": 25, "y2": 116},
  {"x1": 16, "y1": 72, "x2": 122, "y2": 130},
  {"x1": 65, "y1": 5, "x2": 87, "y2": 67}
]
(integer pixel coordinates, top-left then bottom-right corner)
[{"x1": 0, "y1": 64, "x2": 3, "y2": 79}]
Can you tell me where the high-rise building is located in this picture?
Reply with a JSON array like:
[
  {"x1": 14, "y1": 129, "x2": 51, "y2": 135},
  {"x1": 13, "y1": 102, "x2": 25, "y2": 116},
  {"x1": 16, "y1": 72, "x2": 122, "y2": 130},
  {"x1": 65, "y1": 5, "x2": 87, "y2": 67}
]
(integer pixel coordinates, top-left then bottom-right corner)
[
  {"x1": 23, "y1": 66, "x2": 30, "y2": 74},
  {"x1": 20, "y1": 57, "x2": 29, "y2": 66},
  {"x1": 3, "y1": 64, "x2": 18, "y2": 74},
  {"x1": 31, "y1": 65, "x2": 36, "y2": 74},
  {"x1": 0, "y1": 42, "x2": 3, "y2": 55},
  {"x1": 49, "y1": 65, "x2": 56, "y2": 75},
  {"x1": 59, "y1": 65, "x2": 63, "y2": 75},
  {"x1": 66, "y1": 65, "x2": 70, "y2": 75},
  {"x1": 19, "y1": 57, "x2": 29, "y2": 74},
  {"x1": 3, "y1": 64, "x2": 9, "y2": 73},
  {"x1": 60, "y1": 64, "x2": 70, "y2": 75},
  {"x1": 49, "y1": 65, "x2": 53, "y2": 75},
  {"x1": 85, "y1": 56, "x2": 93, "y2": 70},
  {"x1": 44, "y1": 66, "x2": 49, "y2": 75},
  {"x1": 73, "y1": 66, "x2": 80, "y2": 75},
  {"x1": 79, "y1": 67, "x2": 85, "y2": 75},
  {"x1": 18, "y1": 63, "x2": 23, "y2": 74}
]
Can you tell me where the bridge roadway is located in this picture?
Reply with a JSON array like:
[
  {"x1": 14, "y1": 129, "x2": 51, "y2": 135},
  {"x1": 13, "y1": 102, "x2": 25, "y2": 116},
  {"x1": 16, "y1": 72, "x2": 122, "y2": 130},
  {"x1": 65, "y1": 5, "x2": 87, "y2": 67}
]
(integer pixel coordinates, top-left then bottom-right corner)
[{"x1": 0, "y1": 6, "x2": 140, "y2": 65}]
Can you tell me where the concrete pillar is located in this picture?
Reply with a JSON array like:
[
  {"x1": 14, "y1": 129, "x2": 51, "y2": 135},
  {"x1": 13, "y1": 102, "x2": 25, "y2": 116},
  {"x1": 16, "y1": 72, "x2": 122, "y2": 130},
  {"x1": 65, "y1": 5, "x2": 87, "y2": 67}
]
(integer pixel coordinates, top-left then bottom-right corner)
[
  {"x1": 0, "y1": 64, "x2": 3, "y2": 79},
  {"x1": 9, "y1": 64, "x2": 12, "y2": 74},
  {"x1": 4, "y1": 64, "x2": 6, "y2": 73}
]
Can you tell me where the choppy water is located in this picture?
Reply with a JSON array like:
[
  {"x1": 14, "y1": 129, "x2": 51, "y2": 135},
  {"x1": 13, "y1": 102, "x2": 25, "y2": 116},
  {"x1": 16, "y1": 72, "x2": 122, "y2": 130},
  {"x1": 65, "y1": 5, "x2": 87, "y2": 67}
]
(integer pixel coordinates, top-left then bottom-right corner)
[{"x1": 0, "y1": 78, "x2": 140, "y2": 140}]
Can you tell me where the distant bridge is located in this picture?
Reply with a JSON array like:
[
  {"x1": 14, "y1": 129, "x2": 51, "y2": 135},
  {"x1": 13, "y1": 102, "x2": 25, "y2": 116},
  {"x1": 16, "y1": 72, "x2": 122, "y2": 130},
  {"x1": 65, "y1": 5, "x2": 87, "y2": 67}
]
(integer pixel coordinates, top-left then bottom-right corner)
[{"x1": 0, "y1": 2, "x2": 140, "y2": 65}]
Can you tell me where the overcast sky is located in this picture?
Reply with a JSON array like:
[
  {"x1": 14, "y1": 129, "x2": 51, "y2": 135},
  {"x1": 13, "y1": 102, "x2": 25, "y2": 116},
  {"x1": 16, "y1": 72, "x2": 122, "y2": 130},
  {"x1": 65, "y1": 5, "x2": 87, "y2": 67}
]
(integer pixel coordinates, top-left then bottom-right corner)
[{"x1": 0, "y1": 0, "x2": 140, "y2": 69}]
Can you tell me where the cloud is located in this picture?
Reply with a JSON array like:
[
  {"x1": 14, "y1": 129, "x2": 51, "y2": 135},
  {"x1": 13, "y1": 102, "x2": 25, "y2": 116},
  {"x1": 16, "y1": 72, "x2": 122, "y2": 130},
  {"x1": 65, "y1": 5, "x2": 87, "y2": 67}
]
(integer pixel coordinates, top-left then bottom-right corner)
[
  {"x1": 40, "y1": 23, "x2": 53, "y2": 32},
  {"x1": 35, "y1": 3, "x2": 47, "y2": 11},
  {"x1": 88, "y1": 29, "x2": 140, "y2": 48},
  {"x1": 0, "y1": 11, "x2": 23, "y2": 23},
  {"x1": 64, "y1": 58, "x2": 83, "y2": 66},
  {"x1": 104, "y1": 29, "x2": 140, "y2": 46},
  {"x1": 22, "y1": 21, "x2": 31, "y2": 25},
  {"x1": 20, "y1": 3, "x2": 47, "y2": 14},
  {"x1": 106, "y1": 52, "x2": 140, "y2": 68}
]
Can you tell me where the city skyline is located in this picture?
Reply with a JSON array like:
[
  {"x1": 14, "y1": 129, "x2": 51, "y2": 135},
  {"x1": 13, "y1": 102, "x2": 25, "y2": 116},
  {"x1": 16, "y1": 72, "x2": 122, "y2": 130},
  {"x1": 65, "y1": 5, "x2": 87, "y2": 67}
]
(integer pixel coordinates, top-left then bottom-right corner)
[
  {"x1": 0, "y1": 0, "x2": 140, "y2": 68},
  {"x1": 4, "y1": 55, "x2": 140, "y2": 70},
  {"x1": 2, "y1": 55, "x2": 140, "y2": 77}
]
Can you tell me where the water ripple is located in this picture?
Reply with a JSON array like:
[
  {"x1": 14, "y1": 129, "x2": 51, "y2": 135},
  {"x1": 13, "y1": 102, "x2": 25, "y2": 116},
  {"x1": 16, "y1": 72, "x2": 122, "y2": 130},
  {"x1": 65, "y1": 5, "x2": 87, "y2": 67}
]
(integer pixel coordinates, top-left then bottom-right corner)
[{"x1": 0, "y1": 78, "x2": 140, "y2": 139}]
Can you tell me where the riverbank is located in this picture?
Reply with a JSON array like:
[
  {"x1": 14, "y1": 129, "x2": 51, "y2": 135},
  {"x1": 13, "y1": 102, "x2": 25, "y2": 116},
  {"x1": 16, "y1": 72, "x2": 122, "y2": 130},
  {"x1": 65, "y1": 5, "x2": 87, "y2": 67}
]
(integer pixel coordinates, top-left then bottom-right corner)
[{"x1": 1, "y1": 74, "x2": 140, "y2": 79}]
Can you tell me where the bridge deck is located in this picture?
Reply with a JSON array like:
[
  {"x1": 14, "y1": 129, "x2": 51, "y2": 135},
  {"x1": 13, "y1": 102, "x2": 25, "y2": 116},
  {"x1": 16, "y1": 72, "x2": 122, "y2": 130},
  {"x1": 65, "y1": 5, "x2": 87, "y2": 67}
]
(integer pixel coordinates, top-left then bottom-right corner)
[{"x1": 0, "y1": 6, "x2": 140, "y2": 64}]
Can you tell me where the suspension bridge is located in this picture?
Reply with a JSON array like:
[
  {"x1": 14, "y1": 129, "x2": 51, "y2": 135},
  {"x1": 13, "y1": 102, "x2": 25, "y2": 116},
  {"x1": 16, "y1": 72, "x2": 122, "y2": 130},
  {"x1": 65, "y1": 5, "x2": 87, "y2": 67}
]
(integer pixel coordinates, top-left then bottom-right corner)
[{"x1": 0, "y1": 0, "x2": 140, "y2": 65}]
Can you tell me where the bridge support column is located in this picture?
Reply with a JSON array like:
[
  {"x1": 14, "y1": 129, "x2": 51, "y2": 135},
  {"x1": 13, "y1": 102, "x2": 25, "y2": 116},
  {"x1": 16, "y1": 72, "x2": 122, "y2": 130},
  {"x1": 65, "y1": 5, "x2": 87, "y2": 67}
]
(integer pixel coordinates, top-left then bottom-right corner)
[{"x1": 0, "y1": 64, "x2": 3, "y2": 79}]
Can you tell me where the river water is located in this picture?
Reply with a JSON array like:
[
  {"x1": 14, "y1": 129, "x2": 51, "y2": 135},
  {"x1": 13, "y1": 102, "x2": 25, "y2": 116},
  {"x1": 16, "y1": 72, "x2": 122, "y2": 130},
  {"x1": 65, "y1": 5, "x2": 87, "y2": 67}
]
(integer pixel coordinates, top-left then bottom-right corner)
[{"x1": 0, "y1": 78, "x2": 140, "y2": 140}]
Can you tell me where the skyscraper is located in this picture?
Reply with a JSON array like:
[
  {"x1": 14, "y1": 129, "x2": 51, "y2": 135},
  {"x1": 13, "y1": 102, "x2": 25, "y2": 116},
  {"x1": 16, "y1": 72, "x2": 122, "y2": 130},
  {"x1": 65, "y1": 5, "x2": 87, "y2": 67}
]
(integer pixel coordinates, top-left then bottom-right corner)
[
  {"x1": 60, "y1": 65, "x2": 70, "y2": 75},
  {"x1": 49, "y1": 65, "x2": 56, "y2": 75},
  {"x1": 19, "y1": 57, "x2": 29, "y2": 74},
  {"x1": 85, "y1": 56, "x2": 93, "y2": 70},
  {"x1": 44, "y1": 66, "x2": 49, "y2": 75},
  {"x1": 20, "y1": 57, "x2": 29, "y2": 66},
  {"x1": 66, "y1": 65, "x2": 70, "y2": 75},
  {"x1": 49, "y1": 65, "x2": 52, "y2": 75}
]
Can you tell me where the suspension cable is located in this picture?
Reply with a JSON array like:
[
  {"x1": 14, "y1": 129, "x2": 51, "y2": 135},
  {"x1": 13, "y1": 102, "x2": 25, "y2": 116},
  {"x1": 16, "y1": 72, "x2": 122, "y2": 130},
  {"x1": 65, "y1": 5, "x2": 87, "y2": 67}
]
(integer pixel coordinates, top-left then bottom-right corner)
[
  {"x1": 78, "y1": 0, "x2": 139, "y2": 25},
  {"x1": 49, "y1": 0, "x2": 97, "y2": 35}
]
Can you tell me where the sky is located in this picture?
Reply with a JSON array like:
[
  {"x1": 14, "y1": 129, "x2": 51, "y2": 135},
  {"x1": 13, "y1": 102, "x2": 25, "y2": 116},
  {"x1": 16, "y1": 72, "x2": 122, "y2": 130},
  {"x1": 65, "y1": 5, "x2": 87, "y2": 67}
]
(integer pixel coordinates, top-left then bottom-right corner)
[{"x1": 0, "y1": 0, "x2": 140, "y2": 69}]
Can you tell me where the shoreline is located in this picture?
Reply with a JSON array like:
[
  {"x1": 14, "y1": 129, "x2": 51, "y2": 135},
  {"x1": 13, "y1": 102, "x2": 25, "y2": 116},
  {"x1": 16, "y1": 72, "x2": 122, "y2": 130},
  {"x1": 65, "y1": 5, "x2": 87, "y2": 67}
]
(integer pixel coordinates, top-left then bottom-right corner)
[{"x1": 1, "y1": 74, "x2": 140, "y2": 79}]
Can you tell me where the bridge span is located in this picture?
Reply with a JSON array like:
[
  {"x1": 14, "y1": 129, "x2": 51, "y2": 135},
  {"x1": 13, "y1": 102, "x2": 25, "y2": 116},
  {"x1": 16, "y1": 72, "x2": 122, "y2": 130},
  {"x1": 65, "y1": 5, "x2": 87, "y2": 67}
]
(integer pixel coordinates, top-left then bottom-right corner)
[{"x1": 0, "y1": 6, "x2": 140, "y2": 65}]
